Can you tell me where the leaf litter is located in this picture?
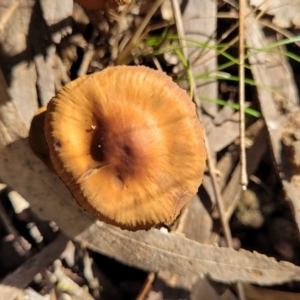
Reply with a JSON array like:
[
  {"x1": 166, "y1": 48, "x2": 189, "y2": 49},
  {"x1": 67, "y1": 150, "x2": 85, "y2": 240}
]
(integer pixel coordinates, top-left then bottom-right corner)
[{"x1": 1, "y1": 0, "x2": 300, "y2": 299}]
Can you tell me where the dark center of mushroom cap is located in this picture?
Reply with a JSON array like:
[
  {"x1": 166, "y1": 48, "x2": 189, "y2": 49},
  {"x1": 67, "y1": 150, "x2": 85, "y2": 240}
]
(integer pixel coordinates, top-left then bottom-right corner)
[{"x1": 88, "y1": 106, "x2": 162, "y2": 188}]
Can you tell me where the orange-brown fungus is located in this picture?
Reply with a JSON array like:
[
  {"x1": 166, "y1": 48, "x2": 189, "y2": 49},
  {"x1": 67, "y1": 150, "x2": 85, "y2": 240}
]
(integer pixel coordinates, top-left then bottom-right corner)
[
  {"x1": 44, "y1": 66, "x2": 206, "y2": 230},
  {"x1": 75, "y1": 0, "x2": 131, "y2": 10}
]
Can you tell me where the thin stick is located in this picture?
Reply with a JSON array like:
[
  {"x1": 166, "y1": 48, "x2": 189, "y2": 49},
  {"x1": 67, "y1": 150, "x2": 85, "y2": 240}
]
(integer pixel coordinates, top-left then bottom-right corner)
[
  {"x1": 135, "y1": 272, "x2": 155, "y2": 300},
  {"x1": 237, "y1": 0, "x2": 247, "y2": 296},
  {"x1": 239, "y1": 0, "x2": 248, "y2": 190},
  {"x1": 171, "y1": 0, "x2": 188, "y2": 59},
  {"x1": 202, "y1": 131, "x2": 233, "y2": 247},
  {"x1": 171, "y1": 0, "x2": 194, "y2": 97}
]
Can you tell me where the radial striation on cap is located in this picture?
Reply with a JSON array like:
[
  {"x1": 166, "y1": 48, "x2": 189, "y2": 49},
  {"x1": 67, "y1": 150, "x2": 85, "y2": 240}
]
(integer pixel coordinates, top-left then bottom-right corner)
[{"x1": 44, "y1": 65, "x2": 206, "y2": 230}]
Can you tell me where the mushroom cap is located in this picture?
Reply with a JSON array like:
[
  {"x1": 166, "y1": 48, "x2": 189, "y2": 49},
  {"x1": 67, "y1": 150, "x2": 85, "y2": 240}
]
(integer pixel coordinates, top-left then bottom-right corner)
[
  {"x1": 75, "y1": 0, "x2": 131, "y2": 10},
  {"x1": 44, "y1": 66, "x2": 206, "y2": 230}
]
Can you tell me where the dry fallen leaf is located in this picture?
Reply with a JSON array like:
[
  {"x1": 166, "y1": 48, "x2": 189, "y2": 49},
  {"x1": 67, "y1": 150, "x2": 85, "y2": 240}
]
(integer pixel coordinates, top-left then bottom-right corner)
[
  {"x1": 250, "y1": 0, "x2": 300, "y2": 28},
  {"x1": 1, "y1": 137, "x2": 300, "y2": 287},
  {"x1": 1, "y1": 3, "x2": 300, "y2": 291}
]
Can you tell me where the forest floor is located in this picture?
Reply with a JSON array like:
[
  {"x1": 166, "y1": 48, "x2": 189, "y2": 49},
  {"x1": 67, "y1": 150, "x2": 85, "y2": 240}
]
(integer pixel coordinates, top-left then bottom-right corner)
[{"x1": 1, "y1": 0, "x2": 300, "y2": 299}]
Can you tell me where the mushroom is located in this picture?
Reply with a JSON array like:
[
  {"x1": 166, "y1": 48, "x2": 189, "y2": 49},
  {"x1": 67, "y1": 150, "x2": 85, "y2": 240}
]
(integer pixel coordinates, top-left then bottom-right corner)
[
  {"x1": 44, "y1": 65, "x2": 206, "y2": 230},
  {"x1": 75, "y1": 0, "x2": 131, "y2": 10}
]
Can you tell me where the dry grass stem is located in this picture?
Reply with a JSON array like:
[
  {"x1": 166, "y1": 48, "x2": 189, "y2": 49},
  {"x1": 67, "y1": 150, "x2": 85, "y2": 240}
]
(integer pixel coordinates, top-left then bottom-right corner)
[
  {"x1": 239, "y1": 0, "x2": 247, "y2": 190},
  {"x1": 135, "y1": 272, "x2": 156, "y2": 300}
]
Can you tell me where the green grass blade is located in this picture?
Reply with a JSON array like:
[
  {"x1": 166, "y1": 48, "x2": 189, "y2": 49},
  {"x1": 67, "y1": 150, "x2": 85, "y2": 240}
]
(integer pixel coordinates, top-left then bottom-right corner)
[{"x1": 199, "y1": 96, "x2": 261, "y2": 118}]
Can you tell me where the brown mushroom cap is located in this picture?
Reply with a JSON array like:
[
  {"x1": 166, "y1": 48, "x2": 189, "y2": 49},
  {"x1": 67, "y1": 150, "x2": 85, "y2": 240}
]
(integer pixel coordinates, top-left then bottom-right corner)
[
  {"x1": 44, "y1": 65, "x2": 206, "y2": 230},
  {"x1": 75, "y1": 0, "x2": 131, "y2": 10}
]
